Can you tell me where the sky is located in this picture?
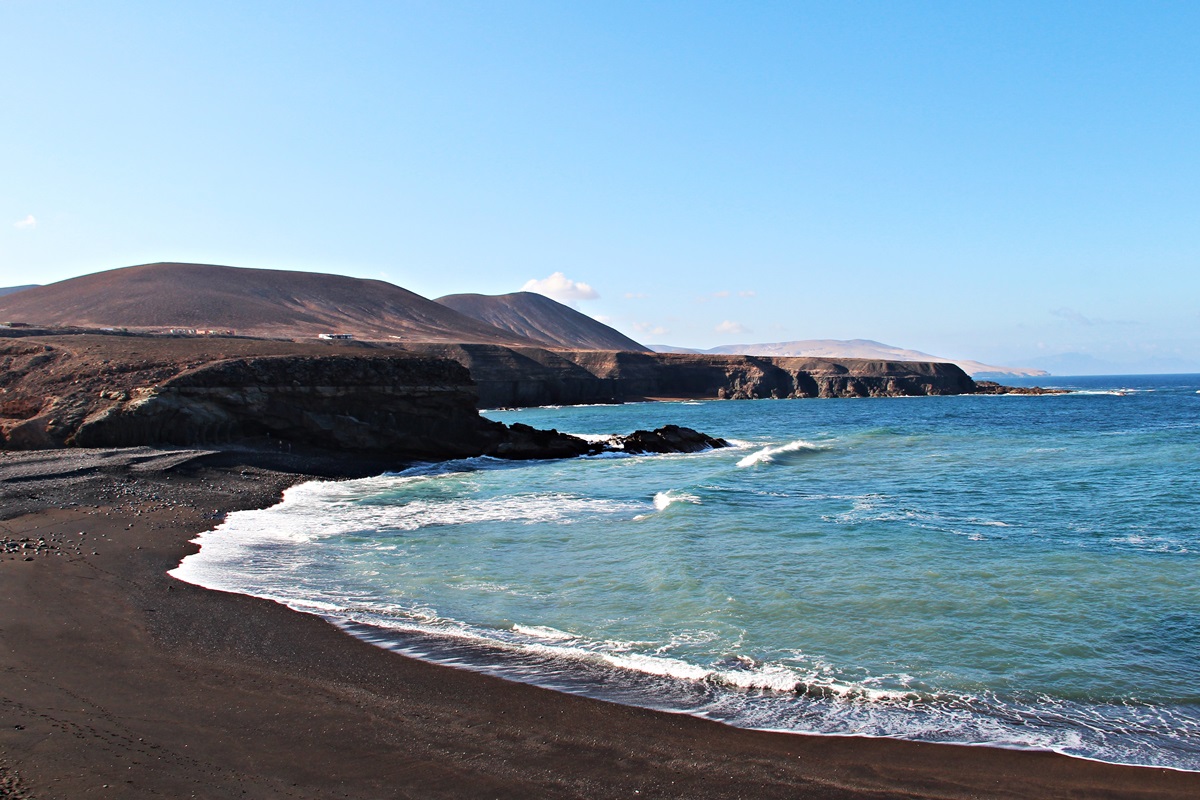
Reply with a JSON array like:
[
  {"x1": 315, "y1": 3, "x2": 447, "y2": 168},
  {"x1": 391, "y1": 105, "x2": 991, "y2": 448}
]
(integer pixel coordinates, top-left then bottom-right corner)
[{"x1": 2, "y1": 1, "x2": 1198, "y2": 373}]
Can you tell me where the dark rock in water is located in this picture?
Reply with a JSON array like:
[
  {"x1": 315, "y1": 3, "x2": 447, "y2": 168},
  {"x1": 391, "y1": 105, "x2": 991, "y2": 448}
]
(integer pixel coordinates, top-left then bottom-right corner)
[
  {"x1": 613, "y1": 425, "x2": 728, "y2": 454},
  {"x1": 485, "y1": 423, "x2": 594, "y2": 460},
  {"x1": 972, "y1": 381, "x2": 1069, "y2": 395},
  {"x1": 487, "y1": 424, "x2": 729, "y2": 459}
]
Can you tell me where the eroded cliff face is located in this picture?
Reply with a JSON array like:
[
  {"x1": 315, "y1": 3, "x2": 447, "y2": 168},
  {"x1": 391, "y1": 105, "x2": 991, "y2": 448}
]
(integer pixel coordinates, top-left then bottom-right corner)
[
  {"x1": 0, "y1": 337, "x2": 507, "y2": 458},
  {"x1": 397, "y1": 345, "x2": 977, "y2": 407},
  {"x1": 0, "y1": 333, "x2": 982, "y2": 458},
  {"x1": 401, "y1": 343, "x2": 620, "y2": 407},
  {"x1": 565, "y1": 351, "x2": 976, "y2": 399},
  {"x1": 71, "y1": 355, "x2": 495, "y2": 459},
  {"x1": 0, "y1": 336, "x2": 724, "y2": 459}
]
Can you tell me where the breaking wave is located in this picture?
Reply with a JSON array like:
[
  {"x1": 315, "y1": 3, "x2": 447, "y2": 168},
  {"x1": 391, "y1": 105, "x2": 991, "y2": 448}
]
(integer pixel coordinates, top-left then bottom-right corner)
[{"x1": 736, "y1": 438, "x2": 829, "y2": 467}]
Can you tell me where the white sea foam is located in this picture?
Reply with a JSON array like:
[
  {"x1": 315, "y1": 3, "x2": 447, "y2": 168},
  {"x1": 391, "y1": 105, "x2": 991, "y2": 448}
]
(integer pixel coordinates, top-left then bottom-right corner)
[
  {"x1": 566, "y1": 432, "x2": 619, "y2": 444},
  {"x1": 653, "y1": 490, "x2": 701, "y2": 511},
  {"x1": 736, "y1": 438, "x2": 828, "y2": 467},
  {"x1": 386, "y1": 493, "x2": 635, "y2": 529},
  {"x1": 171, "y1": 472, "x2": 643, "y2": 594},
  {"x1": 385, "y1": 455, "x2": 508, "y2": 479},
  {"x1": 512, "y1": 623, "x2": 577, "y2": 641}
]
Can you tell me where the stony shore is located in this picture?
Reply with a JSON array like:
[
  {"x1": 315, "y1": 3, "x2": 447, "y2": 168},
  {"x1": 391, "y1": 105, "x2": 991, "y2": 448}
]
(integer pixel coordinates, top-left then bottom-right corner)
[{"x1": 1, "y1": 446, "x2": 1196, "y2": 799}]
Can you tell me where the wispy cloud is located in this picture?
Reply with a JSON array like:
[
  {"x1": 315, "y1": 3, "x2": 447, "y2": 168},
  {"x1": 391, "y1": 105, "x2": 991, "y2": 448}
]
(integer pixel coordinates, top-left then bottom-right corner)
[
  {"x1": 13, "y1": 214, "x2": 36, "y2": 229},
  {"x1": 522, "y1": 271, "x2": 599, "y2": 303},
  {"x1": 715, "y1": 320, "x2": 749, "y2": 336},
  {"x1": 738, "y1": 290, "x2": 756, "y2": 298},
  {"x1": 1050, "y1": 307, "x2": 1135, "y2": 327},
  {"x1": 624, "y1": 291, "x2": 648, "y2": 299},
  {"x1": 1050, "y1": 307, "x2": 1094, "y2": 326},
  {"x1": 633, "y1": 321, "x2": 669, "y2": 336}
]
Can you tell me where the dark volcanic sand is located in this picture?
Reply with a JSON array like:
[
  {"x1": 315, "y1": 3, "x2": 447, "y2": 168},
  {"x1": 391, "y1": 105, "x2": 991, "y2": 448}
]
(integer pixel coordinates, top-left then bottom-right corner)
[{"x1": 1, "y1": 448, "x2": 1196, "y2": 799}]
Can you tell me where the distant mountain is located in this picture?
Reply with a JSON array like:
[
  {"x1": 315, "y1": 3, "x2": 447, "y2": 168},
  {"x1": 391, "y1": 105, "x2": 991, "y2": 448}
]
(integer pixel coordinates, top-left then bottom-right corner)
[
  {"x1": 0, "y1": 285, "x2": 38, "y2": 297},
  {"x1": 437, "y1": 291, "x2": 650, "y2": 352},
  {"x1": 0, "y1": 263, "x2": 539, "y2": 345},
  {"x1": 648, "y1": 339, "x2": 1047, "y2": 378}
]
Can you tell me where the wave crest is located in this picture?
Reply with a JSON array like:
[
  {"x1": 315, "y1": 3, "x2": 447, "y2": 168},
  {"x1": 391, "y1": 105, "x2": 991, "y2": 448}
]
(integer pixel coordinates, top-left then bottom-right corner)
[
  {"x1": 653, "y1": 490, "x2": 702, "y2": 511},
  {"x1": 736, "y1": 439, "x2": 829, "y2": 468}
]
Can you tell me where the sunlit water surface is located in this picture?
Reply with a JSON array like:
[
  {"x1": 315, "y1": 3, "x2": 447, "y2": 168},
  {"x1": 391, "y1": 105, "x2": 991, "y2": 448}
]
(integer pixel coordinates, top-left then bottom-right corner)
[{"x1": 173, "y1": 374, "x2": 1200, "y2": 770}]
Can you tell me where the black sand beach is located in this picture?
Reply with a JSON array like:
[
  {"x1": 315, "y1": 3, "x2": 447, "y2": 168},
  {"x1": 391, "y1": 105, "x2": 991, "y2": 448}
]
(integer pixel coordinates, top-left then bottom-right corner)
[{"x1": 2, "y1": 447, "x2": 1196, "y2": 799}]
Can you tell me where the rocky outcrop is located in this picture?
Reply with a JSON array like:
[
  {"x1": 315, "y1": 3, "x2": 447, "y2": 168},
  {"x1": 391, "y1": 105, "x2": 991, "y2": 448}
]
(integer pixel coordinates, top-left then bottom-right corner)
[
  {"x1": 490, "y1": 424, "x2": 729, "y2": 459},
  {"x1": 0, "y1": 336, "x2": 732, "y2": 461},
  {"x1": 0, "y1": 337, "x2": 503, "y2": 458},
  {"x1": 613, "y1": 425, "x2": 728, "y2": 454},
  {"x1": 971, "y1": 381, "x2": 1069, "y2": 396}
]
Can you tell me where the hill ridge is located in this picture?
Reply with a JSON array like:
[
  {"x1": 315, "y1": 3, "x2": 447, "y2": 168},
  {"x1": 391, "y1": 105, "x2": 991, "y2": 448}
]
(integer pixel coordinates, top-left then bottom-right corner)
[
  {"x1": 0, "y1": 263, "x2": 538, "y2": 345},
  {"x1": 437, "y1": 291, "x2": 649, "y2": 352}
]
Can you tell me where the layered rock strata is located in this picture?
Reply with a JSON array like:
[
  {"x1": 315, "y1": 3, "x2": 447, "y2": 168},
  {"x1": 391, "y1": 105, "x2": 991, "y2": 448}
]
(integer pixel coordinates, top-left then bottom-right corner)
[
  {"x1": 402, "y1": 344, "x2": 977, "y2": 407},
  {"x1": 0, "y1": 339, "x2": 499, "y2": 458},
  {"x1": 0, "y1": 336, "x2": 730, "y2": 459}
]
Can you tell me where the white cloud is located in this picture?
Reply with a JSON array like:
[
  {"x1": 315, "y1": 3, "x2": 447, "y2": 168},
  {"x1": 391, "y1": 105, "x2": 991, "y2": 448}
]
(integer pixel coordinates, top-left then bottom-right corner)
[
  {"x1": 1050, "y1": 307, "x2": 1135, "y2": 327},
  {"x1": 522, "y1": 271, "x2": 599, "y2": 302},
  {"x1": 711, "y1": 290, "x2": 731, "y2": 299},
  {"x1": 13, "y1": 214, "x2": 36, "y2": 229},
  {"x1": 738, "y1": 290, "x2": 756, "y2": 298},
  {"x1": 715, "y1": 320, "x2": 749, "y2": 336},
  {"x1": 1050, "y1": 307, "x2": 1094, "y2": 326},
  {"x1": 633, "y1": 321, "x2": 669, "y2": 336}
]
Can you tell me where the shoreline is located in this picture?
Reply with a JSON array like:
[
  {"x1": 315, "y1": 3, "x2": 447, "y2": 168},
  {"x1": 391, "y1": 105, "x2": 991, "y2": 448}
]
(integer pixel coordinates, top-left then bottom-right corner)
[{"x1": 2, "y1": 446, "x2": 1197, "y2": 798}]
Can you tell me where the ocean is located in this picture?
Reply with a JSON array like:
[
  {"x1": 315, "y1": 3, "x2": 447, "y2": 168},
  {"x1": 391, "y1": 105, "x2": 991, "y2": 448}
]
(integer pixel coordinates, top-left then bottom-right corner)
[{"x1": 171, "y1": 374, "x2": 1200, "y2": 771}]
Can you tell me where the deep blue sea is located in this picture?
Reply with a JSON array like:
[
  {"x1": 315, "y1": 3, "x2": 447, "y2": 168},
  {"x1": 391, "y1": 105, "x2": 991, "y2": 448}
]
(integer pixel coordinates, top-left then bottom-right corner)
[{"x1": 172, "y1": 374, "x2": 1200, "y2": 770}]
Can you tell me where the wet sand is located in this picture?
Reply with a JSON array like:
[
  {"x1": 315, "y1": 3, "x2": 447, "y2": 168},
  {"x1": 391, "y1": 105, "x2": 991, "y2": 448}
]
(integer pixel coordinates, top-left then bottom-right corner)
[{"x1": 1, "y1": 446, "x2": 1196, "y2": 799}]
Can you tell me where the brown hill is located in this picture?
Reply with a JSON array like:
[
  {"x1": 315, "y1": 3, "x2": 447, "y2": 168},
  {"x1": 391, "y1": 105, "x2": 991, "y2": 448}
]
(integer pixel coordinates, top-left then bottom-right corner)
[
  {"x1": 436, "y1": 291, "x2": 649, "y2": 352},
  {"x1": 0, "y1": 263, "x2": 538, "y2": 345}
]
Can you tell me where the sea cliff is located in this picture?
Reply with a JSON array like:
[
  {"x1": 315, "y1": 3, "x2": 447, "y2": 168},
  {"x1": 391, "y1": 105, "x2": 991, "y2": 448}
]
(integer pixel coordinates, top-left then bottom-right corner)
[
  {"x1": 402, "y1": 344, "x2": 976, "y2": 407},
  {"x1": 2, "y1": 332, "x2": 986, "y2": 456},
  {"x1": 0, "y1": 335, "x2": 734, "y2": 458}
]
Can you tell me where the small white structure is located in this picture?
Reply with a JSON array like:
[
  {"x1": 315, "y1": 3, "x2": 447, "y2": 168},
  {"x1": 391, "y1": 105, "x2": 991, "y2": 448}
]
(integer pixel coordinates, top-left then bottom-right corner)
[{"x1": 319, "y1": 333, "x2": 355, "y2": 340}]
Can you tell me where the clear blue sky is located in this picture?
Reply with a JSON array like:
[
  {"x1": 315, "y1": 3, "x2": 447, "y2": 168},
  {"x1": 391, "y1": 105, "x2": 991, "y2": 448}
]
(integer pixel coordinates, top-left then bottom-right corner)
[{"x1": 3, "y1": 1, "x2": 1197, "y2": 373}]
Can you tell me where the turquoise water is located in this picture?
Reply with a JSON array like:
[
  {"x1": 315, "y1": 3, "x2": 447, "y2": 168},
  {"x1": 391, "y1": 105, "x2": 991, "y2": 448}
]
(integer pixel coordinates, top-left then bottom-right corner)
[{"x1": 172, "y1": 375, "x2": 1200, "y2": 769}]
